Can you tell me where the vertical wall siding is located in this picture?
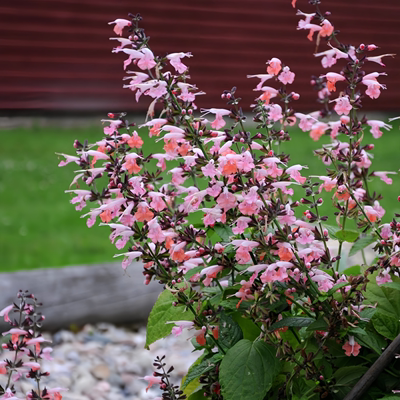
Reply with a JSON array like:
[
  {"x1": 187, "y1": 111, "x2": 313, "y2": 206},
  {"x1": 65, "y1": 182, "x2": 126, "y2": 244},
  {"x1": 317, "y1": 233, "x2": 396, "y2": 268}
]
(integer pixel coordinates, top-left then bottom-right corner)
[{"x1": 1, "y1": 0, "x2": 399, "y2": 112}]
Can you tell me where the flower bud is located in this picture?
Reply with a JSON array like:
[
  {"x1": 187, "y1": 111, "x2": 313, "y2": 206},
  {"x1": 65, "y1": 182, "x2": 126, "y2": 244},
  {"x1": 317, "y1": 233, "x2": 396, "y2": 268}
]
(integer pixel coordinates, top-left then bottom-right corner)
[
  {"x1": 188, "y1": 109, "x2": 193, "y2": 115},
  {"x1": 133, "y1": 35, "x2": 139, "y2": 41},
  {"x1": 181, "y1": 109, "x2": 186, "y2": 115},
  {"x1": 202, "y1": 326, "x2": 207, "y2": 332},
  {"x1": 359, "y1": 43, "x2": 365, "y2": 51},
  {"x1": 317, "y1": 198, "x2": 323, "y2": 204},
  {"x1": 199, "y1": 130, "x2": 203, "y2": 136},
  {"x1": 288, "y1": 234, "x2": 293, "y2": 240},
  {"x1": 292, "y1": 92, "x2": 300, "y2": 100},
  {"x1": 256, "y1": 133, "x2": 262, "y2": 139},
  {"x1": 226, "y1": 93, "x2": 232, "y2": 99},
  {"x1": 221, "y1": 94, "x2": 226, "y2": 99},
  {"x1": 367, "y1": 44, "x2": 378, "y2": 51},
  {"x1": 107, "y1": 113, "x2": 115, "y2": 118}
]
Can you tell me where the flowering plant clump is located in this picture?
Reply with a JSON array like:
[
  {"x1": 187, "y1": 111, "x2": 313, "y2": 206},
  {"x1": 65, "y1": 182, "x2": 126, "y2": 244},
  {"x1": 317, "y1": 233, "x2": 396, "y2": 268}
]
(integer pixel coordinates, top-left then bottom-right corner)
[
  {"x1": 58, "y1": 1, "x2": 400, "y2": 399},
  {"x1": 0, "y1": 292, "x2": 66, "y2": 400}
]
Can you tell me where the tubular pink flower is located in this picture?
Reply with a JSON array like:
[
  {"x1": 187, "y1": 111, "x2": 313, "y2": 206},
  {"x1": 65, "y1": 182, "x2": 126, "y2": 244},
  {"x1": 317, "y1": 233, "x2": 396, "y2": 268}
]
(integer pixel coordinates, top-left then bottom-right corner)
[
  {"x1": 0, "y1": 305, "x2": 14, "y2": 323},
  {"x1": 332, "y1": 96, "x2": 352, "y2": 116},
  {"x1": 108, "y1": 19, "x2": 131, "y2": 36}
]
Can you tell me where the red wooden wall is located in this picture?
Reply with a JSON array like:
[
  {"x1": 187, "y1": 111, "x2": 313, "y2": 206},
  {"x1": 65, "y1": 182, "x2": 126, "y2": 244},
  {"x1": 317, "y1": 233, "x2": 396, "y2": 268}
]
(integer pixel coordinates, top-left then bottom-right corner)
[{"x1": 1, "y1": 0, "x2": 399, "y2": 112}]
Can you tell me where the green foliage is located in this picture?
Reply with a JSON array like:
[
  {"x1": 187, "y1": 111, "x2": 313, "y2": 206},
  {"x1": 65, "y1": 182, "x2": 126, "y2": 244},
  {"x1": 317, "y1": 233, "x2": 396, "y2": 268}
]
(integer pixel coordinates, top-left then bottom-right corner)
[
  {"x1": 335, "y1": 230, "x2": 359, "y2": 243},
  {"x1": 269, "y1": 317, "x2": 315, "y2": 331},
  {"x1": 219, "y1": 312, "x2": 243, "y2": 350},
  {"x1": 348, "y1": 234, "x2": 376, "y2": 257},
  {"x1": 145, "y1": 289, "x2": 192, "y2": 348},
  {"x1": 219, "y1": 339, "x2": 281, "y2": 400},
  {"x1": 181, "y1": 353, "x2": 223, "y2": 394}
]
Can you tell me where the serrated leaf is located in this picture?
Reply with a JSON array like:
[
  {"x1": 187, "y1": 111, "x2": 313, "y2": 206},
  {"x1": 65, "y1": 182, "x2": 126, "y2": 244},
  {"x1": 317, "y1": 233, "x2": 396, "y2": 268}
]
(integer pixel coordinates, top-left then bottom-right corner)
[
  {"x1": 306, "y1": 318, "x2": 329, "y2": 332},
  {"x1": 182, "y1": 353, "x2": 223, "y2": 392},
  {"x1": 349, "y1": 235, "x2": 376, "y2": 257},
  {"x1": 342, "y1": 265, "x2": 361, "y2": 276},
  {"x1": 269, "y1": 317, "x2": 315, "y2": 331},
  {"x1": 333, "y1": 366, "x2": 368, "y2": 386},
  {"x1": 324, "y1": 225, "x2": 340, "y2": 240},
  {"x1": 355, "y1": 329, "x2": 386, "y2": 355},
  {"x1": 145, "y1": 289, "x2": 193, "y2": 348},
  {"x1": 372, "y1": 312, "x2": 400, "y2": 340},
  {"x1": 219, "y1": 339, "x2": 281, "y2": 400},
  {"x1": 231, "y1": 312, "x2": 261, "y2": 341},
  {"x1": 365, "y1": 280, "x2": 400, "y2": 319},
  {"x1": 219, "y1": 312, "x2": 243, "y2": 350},
  {"x1": 335, "y1": 230, "x2": 359, "y2": 243},
  {"x1": 213, "y1": 223, "x2": 234, "y2": 242}
]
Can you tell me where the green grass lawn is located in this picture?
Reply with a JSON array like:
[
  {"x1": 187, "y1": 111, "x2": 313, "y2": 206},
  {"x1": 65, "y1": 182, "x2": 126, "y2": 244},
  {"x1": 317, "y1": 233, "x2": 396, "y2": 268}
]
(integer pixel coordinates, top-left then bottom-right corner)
[{"x1": 1, "y1": 118, "x2": 399, "y2": 272}]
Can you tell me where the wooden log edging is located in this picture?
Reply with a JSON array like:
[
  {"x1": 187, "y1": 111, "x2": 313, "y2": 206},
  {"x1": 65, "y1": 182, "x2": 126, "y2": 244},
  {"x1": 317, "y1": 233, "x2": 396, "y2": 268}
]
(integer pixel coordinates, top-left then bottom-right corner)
[{"x1": 0, "y1": 262, "x2": 162, "y2": 332}]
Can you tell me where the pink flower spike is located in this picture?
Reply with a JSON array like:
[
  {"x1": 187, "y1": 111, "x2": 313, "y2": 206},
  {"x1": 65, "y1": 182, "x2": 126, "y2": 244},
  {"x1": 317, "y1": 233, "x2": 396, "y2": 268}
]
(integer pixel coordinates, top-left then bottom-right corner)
[
  {"x1": 0, "y1": 305, "x2": 13, "y2": 323},
  {"x1": 108, "y1": 19, "x2": 132, "y2": 36},
  {"x1": 332, "y1": 96, "x2": 352, "y2": 116}
]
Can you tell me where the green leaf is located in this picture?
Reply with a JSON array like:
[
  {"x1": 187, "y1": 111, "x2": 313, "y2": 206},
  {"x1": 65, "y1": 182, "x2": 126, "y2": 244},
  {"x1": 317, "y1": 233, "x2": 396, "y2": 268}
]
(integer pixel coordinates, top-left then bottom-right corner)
[
  {"x1": 355, "y1": 327, "x2": 386, "y2": 355},
  {"x1": 333, "y1": 365, "x2": 368, "y2": 386},
  {"x1": 306, "y1": 318, "x2": 329, "y2": 332},
  {"x1": 188, "y1": 390, "x2": 206, "y2": 400},
  {"x1": 219, "y1": 339, "x2": 281, "y2": 400},
  {"x1": 335, "y1": 230, "x2": 359, "y2": 243},
  {"x1": 145, "y1": 289, "x2": 193, "y2": 348},
  {"x1": 219, "y1": 312, "x2": 243, "y2": 350},
  {"x1": 231, "y1": 313, "x2": 261, "y2": 341},
  {"x1": 365, "y1": 280, "x2": 400, "y2": 319},
  {"x1": 182, "y1": 353, "x2": 223, "y2": 392},
  {"x1": 377, "y1": 396, "x2": 400, "y2": 399},
  {"x1": 269, "y1": 317, "x2": 315, "y2": 331},
  {"x1": 213, "y1": 223, "x2": 234, "y2": 242},
  {"x1": 324, "y1": 224, "x2": 340, "y2": 240},
  {"x1": 372, "y1": 312, "x2": 400, "y2": 340},
  {"x1": 342, "y1": 265, "x2": 361, "y2": 276},
  {"x1": 349, "y1": 235, "x2": 376, "y2": 257}
]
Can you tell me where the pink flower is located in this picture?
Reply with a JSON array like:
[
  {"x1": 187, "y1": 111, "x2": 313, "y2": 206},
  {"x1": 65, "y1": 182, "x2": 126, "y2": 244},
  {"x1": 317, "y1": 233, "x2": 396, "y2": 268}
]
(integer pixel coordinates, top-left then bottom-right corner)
[
  {"x1": 0, "y1": 305, "x2": 14, "y2": 323},
  {"x1": 114, "y1": 251, "x2": 142, "y2": 270},
  {"x1": 324, "y1": 72, "x2": 345, "y2": 92},
  {"x1": 149, "y1": 192, "x2": 167, "y2": 212},
  {"x1": 247, "y1": 74, "x2": 274, "y2": 90},
  {"x1": 265, "y1": 104, "x2": 283, "y2": 122},
  {"x1": 140, "y1": 375, "x2": 162, "y2": 392},
  {"x1": 374, "y1": 171, "x2": 396, "y2": 185},
  {"x1": 366, "y1": 53, "x2": 395, "y2": 67},
  {"x1": 318, "y1": 176, "x2": 337, "y2": 192},
  {"x1": 295, "y1": 112, "x2": 319, "y2": 132},
  {"x1": 147, "y1": 218, "x2": 165, "y2": 243},
  {"x1": 278, "y1": 66, "x2": 295, "y2": 85},
  {"x1": 166, "y1": 52, "x2": 192, "y2": 73},
  {"x1": 202, "y1": 108, "x2": 231, "y2": 130},
  {"x1": 137, "y1": 48, "x2": 157, "y2": 70},
  {"x1": 201, "y1": 160, "x2": 220, "y2": 178},
  {"x1": 362, "y1": 73, "x2": 387, "y2": 99},
  {"x1": 232, "y1": 217, "x2": 252, "y2": 234},
  {"x1": 309, "y1": 122, "x2": 329, "y2": 141},
  {"x1": 319, "y1": 19, "x2": 334, "y2": 37},
  {"x1": 332, "y1": 96, "x2": 352, "y2": 116},
  {"x1": 200, "y1": 265, "x2": 224, "y2": 286},
  {"x1": 266, "y1": 57, "x2": 281, "y2": 75},
  {"x1": 216, "y1": 188, "x2": 237, "y2": 211},
  {"x1": 376, "y1": 268, "x2": 392, "y2": 286},
  {"x1": 108, "y1": 19, "x2": 131, "y2": 36},
  {"x1": 2, "y1": 328, "x2": 28, "y2": 337},
  {"x1": 366, "y1": 120, "x2": 392, "y2": 139},
  {"x1": 342, "y1": 336, "x2": 361, "y2": 356},
  {"x1": 56, "y1": 153, "x2": 80, "y2": 167},
  {"x1": 167, "y1": 320, "x2": 194, "y2": 337},
  {"x1": 232, "y1": 240, "x2": 259, "y2": 265},
  {"x1": 286, "y1": 165, "x2": 307, "y2": 184},
  {"x1": 364, "y1": 206, "x2": 379, "y2": 223}
]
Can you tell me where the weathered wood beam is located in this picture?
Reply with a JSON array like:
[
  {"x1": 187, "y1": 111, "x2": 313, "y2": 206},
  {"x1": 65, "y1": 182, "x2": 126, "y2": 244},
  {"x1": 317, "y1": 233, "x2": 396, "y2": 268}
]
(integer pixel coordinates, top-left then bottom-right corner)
[{"x1": 0, "y1": 263, "x2": 162, "y2": 331}]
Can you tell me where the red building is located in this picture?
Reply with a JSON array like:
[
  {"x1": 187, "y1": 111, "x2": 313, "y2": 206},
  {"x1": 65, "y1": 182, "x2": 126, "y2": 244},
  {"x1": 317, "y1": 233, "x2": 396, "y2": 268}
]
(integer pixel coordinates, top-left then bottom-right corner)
[{"x1": 1, "y1": 0, "x2": 399, "y2": 113}]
